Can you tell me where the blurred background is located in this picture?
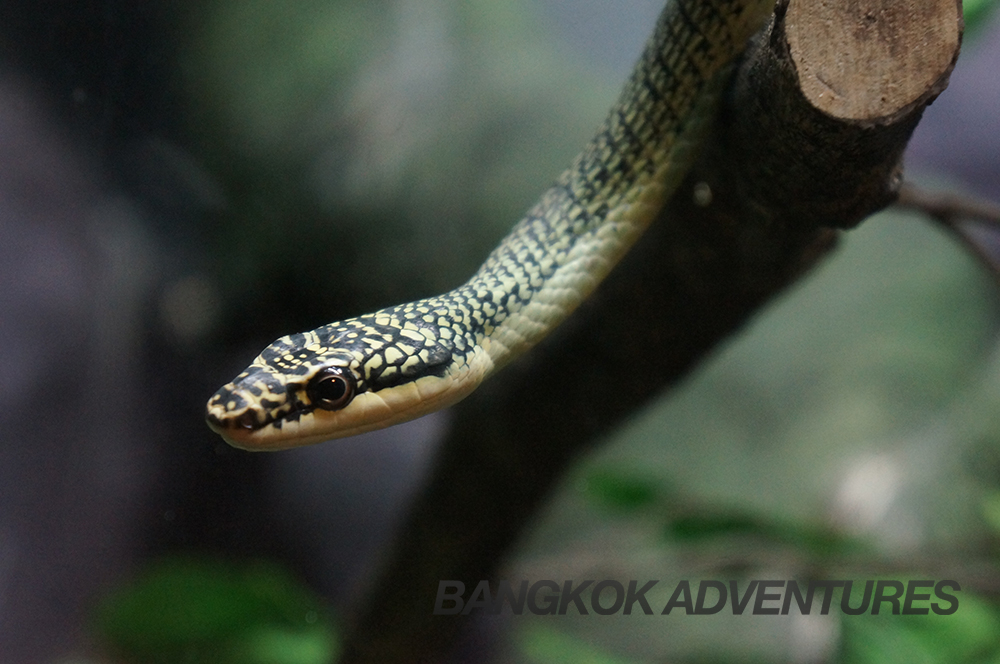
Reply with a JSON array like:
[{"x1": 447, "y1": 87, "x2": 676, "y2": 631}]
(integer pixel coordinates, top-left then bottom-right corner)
[{"x1": 1, "y1": 0, "x2": 999, "y2": 662}]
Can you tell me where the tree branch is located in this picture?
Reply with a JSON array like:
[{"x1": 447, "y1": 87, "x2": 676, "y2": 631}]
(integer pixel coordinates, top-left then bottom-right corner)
[{"x1": 340, "y1": 1, "x2": 963, "y2": 661}]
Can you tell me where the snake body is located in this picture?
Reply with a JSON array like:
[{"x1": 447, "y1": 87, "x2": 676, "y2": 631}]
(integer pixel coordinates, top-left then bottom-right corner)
[{"x1": 206, "y1": 0, "x2": 774, "y2": 450}]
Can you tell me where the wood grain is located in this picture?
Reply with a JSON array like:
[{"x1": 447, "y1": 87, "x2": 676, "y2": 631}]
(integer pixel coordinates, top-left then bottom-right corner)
[{"x1": 786, "y1": 0, "x2": 961, "y2": 121}]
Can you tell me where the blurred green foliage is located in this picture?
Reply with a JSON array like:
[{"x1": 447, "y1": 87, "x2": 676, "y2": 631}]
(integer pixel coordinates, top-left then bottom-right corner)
[
  {"x1": 94, "y1": 557, "x2": 338, "y2": 664},
  {"x1": 840, "y1": 592, "x2": 1000, "y2": 663},
  {"x1": 965, "y1": 0, "x2": 1000, "y2": 35},
  {"x1": 664, "y1": 510, "x2": 857, "y2": 560},
  {"x1": 583, "y1": 469, "x2": 661, "y2": 512}
]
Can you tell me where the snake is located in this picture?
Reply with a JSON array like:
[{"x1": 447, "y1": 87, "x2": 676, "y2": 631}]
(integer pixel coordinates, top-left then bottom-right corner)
[{"x1": 206, "y1": 0, "x2": 775, "y2": 450}]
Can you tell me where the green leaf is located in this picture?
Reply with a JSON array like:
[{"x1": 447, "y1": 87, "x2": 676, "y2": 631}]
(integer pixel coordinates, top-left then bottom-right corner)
[
  {"x1": 664, "y1": 508, "x2": 860, "y2": 559},
  {"x1": 93, "y1": 556, "x2": 338, "y2": 664},
  {"x1": 228, "y1": 627, "x2": 338, "y2": 664},
  {"x1": 582, "y1": 469, "x2": 661, "y2": 511},
  {"x1": 667, "y1": 512, "x2": 762, "y2": 540},
  {"x1": 963, "y1": 0, "x2": 1000, "y2": 35},
  {"x1": 839, "y1": 590, "x2": 1000, "y2": 663}
]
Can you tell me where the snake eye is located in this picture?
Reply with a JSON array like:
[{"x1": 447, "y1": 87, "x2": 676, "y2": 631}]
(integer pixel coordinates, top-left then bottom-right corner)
[{"x1": 307, "y1": 366, "x2": 356, "y2": 411}]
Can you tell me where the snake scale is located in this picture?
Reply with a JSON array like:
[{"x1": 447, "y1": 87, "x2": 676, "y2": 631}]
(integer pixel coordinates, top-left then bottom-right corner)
[{"x1": 207, "y1": 0, "x2": 776, "y2": 450}]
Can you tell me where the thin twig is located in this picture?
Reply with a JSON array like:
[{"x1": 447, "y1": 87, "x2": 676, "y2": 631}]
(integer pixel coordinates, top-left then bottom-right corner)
[
  {"x1": 897, "y1": 183, "x2": 1000, "y2": 280},
  {"x1": 897, "y1": 182, "x2": 1000, "y2": 227}
]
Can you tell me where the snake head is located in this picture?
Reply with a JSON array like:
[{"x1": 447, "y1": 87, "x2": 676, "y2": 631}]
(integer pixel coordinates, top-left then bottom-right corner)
[{"x1": 205, "y1": 312, "x2": 492, "y2": 450}]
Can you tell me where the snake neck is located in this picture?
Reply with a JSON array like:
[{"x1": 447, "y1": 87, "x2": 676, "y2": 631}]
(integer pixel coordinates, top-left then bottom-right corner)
[{"x1": 440, "y1": 0, "x2": 776, "y2": 371}]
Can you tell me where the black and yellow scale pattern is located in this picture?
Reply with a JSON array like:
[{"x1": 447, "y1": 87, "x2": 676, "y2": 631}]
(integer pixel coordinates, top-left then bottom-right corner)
[{"x1": 207, "y1": 0, "x2": 775, "y2": 450}]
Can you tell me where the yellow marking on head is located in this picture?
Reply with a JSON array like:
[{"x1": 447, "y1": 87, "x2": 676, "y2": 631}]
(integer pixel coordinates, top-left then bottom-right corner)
[{"x1": 399, "y1": 328, "x2": 424, "y2": 341}]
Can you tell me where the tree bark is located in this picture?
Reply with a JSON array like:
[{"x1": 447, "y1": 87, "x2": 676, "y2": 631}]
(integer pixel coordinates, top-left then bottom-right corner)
[{"x1": 340, "y1": 1, "x2": 963, "y2": 661}]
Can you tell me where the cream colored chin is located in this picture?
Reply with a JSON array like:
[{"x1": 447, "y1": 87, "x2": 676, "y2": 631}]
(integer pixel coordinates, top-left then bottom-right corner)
[{"x1": 224, "y1": 349, "x2": 493, "y2": 451}]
